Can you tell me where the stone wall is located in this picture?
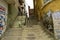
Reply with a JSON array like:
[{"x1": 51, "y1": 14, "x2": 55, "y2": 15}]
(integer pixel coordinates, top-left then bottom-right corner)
[{"x1": 7, "y1": 0, "x2": 19, "y2": 27}]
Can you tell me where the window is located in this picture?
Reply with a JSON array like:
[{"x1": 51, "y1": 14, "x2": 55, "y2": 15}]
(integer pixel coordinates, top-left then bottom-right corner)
[
  {"x1": 43, "y1": 0, "x2": 52, "y2": 5},
  {"x1": 44, "y1": 0, "x2": 49, "y2": 3}
]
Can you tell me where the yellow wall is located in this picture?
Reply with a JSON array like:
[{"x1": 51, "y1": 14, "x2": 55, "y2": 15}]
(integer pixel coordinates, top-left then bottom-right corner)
[
  {"x1": 42, "y1": 0, "x2": 60, "y2": 13},
  {"x1": 35, "y1": 0, "x2": 42, "y2": 20},
  {"x1": 35, "y1": 0, "x2": 60, "y2": 20}
]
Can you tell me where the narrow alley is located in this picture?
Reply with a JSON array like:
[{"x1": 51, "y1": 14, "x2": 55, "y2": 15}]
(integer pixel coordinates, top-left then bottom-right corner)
[
  {"x1": 0, "y1": 0, "x2": 60, "y2": 40},
  {"x1": 1, "y1": 16, "x2": 54, "y2": 40}
]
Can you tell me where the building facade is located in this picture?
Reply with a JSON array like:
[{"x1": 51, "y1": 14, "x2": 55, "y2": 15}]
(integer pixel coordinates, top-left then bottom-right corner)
[
  {"x1": 35, "y1": 0, "x2": 60, "y2": 39},
  {"x1": 0, "y1": 0, "x2": 24, "y2": 35}
]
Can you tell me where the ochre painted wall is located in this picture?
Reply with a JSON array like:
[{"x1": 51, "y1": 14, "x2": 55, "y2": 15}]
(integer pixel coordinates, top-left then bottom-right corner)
[
  {"x1": 42, "y1": 0, "x2": 60, "y2": 15},
  {"x1": 35, "y1": 0, "x2": 42, "y2": 20},
  {"x1": 35, "y1": 0, "x2": 60, "y2": 20}
]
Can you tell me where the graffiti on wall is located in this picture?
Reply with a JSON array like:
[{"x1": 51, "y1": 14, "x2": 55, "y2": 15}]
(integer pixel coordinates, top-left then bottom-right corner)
[
  {"x1": 52, "y1": 11, "x2": 60, "y2": 40},
  {"x1": 0, "y1": 5, "x2": 6, "y2": 34}
]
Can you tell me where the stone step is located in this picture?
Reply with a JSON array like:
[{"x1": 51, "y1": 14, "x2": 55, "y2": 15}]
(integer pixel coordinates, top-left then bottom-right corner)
[
  {"x1": 1, "y1": 25, "x2": 54, "y2": 40},
  {"x1": 1, "y1": 36, "x2": 22, "y2": 40},
  {"x1": 4, "y1": 28, "x2": 23, "y2": 36}
]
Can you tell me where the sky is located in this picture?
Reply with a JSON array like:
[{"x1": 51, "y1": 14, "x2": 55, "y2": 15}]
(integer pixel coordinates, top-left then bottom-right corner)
[
  {"x1": 25, "y1": 0, "x2": 34, "y2": 17},
  {"x1": 25, "y1": 0, "x2": 34, "y2": 9}
]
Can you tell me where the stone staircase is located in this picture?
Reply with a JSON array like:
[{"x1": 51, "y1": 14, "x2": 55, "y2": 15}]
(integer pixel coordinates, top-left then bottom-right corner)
[
  {"x1": 22, "y1": 25, "x2": 54, "y2": 40},
  {"x1": 1, "y1": 16, "x2": 54, "y2": 40},
  {"x1": 12, "y1": 16, "x2": 26, "y2": 28},
  {"x1": 1, "y1": 25, "x2": 54, "y2": 40},
  {"x1": 1, "y1": 28, "x2": 22, "y2": 40}
]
